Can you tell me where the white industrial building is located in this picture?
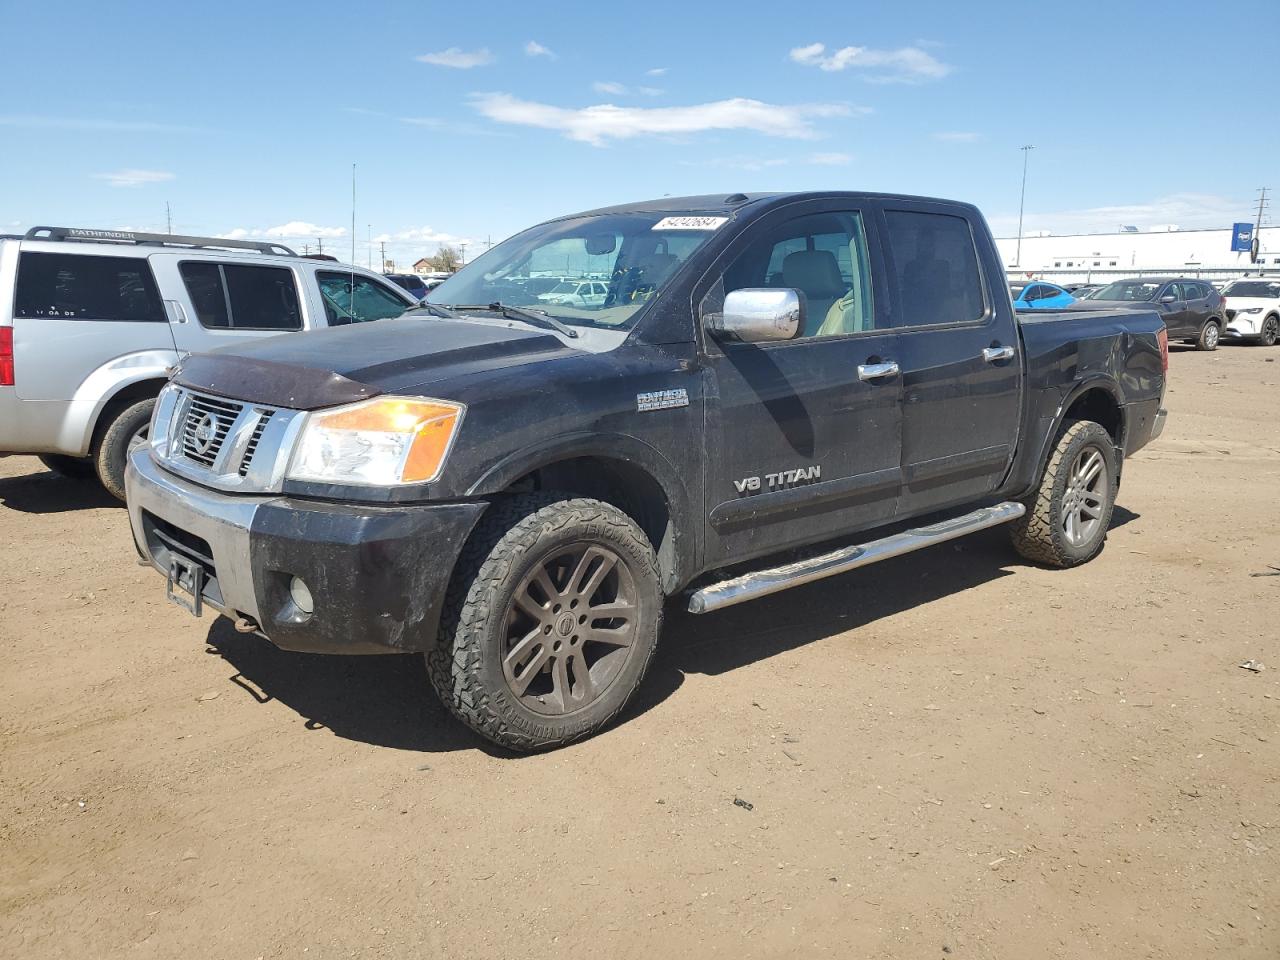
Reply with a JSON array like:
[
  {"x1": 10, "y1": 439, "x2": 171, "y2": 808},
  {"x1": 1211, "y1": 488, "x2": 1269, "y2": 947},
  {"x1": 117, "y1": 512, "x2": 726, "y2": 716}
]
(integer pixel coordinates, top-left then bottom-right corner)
[{"x1": 995, "y1": 225, "x2": 1280, "y2": 283}]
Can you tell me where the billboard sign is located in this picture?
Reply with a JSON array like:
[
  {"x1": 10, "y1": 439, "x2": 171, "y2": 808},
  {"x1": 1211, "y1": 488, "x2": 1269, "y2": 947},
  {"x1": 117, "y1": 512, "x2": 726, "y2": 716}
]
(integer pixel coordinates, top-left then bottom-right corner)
[{"x1": 1231, "y1": 222, "x2": 1254, "y2": 253}]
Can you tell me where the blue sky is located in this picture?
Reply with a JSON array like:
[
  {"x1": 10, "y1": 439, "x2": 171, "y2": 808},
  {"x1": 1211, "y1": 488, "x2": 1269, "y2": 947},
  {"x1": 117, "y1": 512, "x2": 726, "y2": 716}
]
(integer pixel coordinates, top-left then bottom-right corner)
[{"x1": 2, "y1": 0, "x2": 1276, "y2": 266}]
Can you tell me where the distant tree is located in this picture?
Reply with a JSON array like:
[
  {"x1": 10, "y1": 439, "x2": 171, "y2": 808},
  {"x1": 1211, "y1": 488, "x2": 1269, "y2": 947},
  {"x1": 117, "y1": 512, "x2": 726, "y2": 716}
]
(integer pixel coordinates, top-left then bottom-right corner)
[{"x1": 431, "y1": 245, "x2": 462, "y2": 273}]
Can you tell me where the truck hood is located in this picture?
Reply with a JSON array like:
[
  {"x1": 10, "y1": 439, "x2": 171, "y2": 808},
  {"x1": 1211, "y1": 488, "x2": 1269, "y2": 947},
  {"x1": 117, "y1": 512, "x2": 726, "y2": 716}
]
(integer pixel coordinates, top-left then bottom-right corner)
[{"x1": 173, "y1": 314, "x2": 579, "y2": 410}]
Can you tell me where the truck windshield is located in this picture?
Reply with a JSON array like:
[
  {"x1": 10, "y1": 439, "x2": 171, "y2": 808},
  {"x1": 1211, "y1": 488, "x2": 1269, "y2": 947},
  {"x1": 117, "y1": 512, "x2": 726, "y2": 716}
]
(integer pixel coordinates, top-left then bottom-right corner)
[
  {"x1": 426, "y1": 212, "x2": 723, "y2": 330},
  {"x1": 1093, "y1": 280, "x2": 1162, "y2": 301}
]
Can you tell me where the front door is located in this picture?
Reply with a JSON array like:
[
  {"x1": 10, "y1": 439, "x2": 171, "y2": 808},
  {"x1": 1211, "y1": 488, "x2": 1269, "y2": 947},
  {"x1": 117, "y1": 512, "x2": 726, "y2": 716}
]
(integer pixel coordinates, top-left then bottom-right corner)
[
  {"x1": 699, "y1": 201, "x2": 902, "y2": 568},
  {"x1": 880, "y1": 203, "x2": 1022, "y2": 517},
  {"x1": 1158, "y1": 281, "x2": 1193, "y2": 337}
]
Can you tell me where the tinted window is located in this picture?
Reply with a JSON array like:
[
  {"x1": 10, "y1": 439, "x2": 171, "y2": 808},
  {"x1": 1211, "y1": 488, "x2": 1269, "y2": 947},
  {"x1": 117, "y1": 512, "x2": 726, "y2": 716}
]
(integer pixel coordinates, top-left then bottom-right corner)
[
  {"x1": 179, "y1": 262, "x2": 302, "y2": 330},
  {"x1": 884, "y1": 211, "x2": 985, "y2": 326},
  {"x1": 720, "y1": 210, "x2": 877, "y2": 338},
  {"x1": 15, "y1": 252, "x2": 165, "y2": 322},
  {"x1": 1163, "y1": 283, "x2": 1184, "y2": 301},
  {"x1": 317, "y1": 271, "x2": 410, "y2": 324}
]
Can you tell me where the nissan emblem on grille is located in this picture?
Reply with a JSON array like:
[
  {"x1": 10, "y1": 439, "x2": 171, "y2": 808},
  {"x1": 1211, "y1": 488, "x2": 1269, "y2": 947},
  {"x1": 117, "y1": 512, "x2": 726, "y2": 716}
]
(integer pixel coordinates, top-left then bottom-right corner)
[{"x1": 191, "y1": 413, "x2": 220, "y2": 456}]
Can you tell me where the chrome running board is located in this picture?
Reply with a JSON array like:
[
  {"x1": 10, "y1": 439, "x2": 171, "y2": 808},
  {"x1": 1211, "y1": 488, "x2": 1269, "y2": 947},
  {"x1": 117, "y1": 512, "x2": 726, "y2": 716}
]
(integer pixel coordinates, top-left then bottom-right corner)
[{"x1": 687, "y1": 501, "x2": 1026, "y2": 615}]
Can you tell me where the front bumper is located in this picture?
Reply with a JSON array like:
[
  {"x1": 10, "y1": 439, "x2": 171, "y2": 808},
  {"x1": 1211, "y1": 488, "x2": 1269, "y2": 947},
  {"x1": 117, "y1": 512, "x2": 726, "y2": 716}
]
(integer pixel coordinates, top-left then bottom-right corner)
[
  {"x1": 126, "y1": 449, "x2": 487, "y2": 654},
  {"x1": 1224, "y1": 313, "x2": 1264, "y2": 339}
]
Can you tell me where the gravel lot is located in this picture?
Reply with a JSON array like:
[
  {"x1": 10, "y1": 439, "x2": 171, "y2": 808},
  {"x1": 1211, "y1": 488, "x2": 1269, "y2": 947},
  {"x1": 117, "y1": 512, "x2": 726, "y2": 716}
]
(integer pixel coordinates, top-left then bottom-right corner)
[{"x1": 1, "y1": 344, "x2": 1277, "y2": 959}]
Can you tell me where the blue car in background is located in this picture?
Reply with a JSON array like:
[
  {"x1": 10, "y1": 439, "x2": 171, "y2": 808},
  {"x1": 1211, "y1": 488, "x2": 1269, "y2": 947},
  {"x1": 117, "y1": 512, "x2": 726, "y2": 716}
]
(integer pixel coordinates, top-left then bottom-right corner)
[{"x1": 1010, "y1": 281, "x2": 1076, "y2": 310}]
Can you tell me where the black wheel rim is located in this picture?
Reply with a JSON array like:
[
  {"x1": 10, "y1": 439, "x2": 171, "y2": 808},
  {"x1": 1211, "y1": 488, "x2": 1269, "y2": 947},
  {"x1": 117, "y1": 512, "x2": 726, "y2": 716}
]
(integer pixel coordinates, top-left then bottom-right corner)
[
  {"x1": 502, "y1": 541, "x2": 639, "y2": 716},
  {"x1": 1264, "y1": 318, "x2": 1278, "y2": 345}
]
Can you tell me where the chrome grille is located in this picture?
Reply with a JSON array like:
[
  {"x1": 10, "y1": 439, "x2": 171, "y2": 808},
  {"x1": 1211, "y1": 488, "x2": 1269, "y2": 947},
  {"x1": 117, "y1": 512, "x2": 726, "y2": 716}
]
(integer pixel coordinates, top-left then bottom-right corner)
[
  {"x1": 180, "y1": 394, "x2": 244, "y2": 467},
  {"x1": 238, "y1": 411, "x2": 273, "y2": 477}
]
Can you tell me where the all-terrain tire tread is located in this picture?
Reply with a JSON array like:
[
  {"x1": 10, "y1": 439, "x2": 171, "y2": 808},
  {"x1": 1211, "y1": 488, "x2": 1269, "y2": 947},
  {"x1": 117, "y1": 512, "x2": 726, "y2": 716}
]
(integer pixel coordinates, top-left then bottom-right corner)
[
  {"x1": 93, "y1": 398, "x2": 154, "y2": 501},
  {"x1": 425, "y1": 493, "x2": 661, "y2": 752}
]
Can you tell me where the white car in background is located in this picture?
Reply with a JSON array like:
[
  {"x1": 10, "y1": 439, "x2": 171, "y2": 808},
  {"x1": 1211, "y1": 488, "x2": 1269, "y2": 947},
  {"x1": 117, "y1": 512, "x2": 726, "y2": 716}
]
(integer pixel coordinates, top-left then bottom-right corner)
[
  {"x1": 1222, "y1": 278, "x2": 1280, "y2": 346},
  {"x1": 536, "y1": 279, "x2": 608, "y2": 308}
]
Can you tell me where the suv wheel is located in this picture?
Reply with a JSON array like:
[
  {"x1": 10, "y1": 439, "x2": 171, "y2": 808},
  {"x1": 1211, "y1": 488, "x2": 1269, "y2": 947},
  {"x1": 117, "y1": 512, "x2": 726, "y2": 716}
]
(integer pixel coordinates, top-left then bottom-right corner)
[
  {"x1": 1196, "y1": 319, "x2": 1220, "y2": 351},
  {"x1": 427, "y1": 494, "x2": 663, "y2": 752},
  {"x1": 93, "y1": 398, "x2": 154, "y2": 502},
  {"x1": 37, "y1": 454, "x2": 98, "y2": 481},
  {"x1": 1259, "y1": 315, "x2": 1279, "y2": 347},
  {"x1": 1010, "y1": 420, "x2": 1118, "y2": 568}
]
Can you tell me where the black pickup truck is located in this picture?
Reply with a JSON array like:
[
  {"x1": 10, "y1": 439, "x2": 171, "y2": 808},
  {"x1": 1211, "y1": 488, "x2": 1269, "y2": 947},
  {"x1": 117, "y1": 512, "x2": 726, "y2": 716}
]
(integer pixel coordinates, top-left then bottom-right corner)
[{"x1": 125, "y1": 191, "x2": 1167, "y2": 751}]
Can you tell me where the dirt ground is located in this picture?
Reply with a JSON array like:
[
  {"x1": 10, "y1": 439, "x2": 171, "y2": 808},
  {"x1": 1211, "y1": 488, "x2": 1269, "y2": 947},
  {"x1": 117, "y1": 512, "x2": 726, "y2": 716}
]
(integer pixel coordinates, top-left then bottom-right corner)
[{"x1": 1, "y1": 343, "x2": 1277, "y2": 960}]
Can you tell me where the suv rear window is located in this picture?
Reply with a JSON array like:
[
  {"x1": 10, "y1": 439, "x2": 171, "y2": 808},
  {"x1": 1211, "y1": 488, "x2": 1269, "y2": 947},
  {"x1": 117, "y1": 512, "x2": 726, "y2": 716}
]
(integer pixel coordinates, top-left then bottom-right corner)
[
  {"x1": 179, "y1": 262, "x2": 302, "y2": 330},
  {"x1": 14, "y1": 252, "x2": 165, "y2": 322}
]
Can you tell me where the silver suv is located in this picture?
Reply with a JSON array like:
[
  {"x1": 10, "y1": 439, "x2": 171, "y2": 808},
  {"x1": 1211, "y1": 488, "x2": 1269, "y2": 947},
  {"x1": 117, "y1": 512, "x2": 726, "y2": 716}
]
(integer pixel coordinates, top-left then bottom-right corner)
[{"x1": 0, "y1": 227, "x2": 417, "y2": 499}]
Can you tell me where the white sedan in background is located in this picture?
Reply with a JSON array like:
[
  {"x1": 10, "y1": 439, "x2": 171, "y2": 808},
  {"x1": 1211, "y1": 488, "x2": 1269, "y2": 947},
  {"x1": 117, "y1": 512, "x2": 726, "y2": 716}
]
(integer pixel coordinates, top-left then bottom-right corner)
[
  {"x1": 536, "y1": 280, "x2": 609, "y2": 308},
  {"x1": 1222, "y1": 278, "x2": 1280, "y2": 345}
]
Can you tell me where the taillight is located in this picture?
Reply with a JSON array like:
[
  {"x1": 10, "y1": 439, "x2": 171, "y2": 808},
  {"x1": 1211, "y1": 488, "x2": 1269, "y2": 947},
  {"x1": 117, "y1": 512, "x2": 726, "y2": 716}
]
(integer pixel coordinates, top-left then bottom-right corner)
[
  {"x1": 1157, "y1": 327, "x2": 1169, "y2": 372},
  {"x1": 0, "y1": 327, "x2": 13, "y2": 387}
]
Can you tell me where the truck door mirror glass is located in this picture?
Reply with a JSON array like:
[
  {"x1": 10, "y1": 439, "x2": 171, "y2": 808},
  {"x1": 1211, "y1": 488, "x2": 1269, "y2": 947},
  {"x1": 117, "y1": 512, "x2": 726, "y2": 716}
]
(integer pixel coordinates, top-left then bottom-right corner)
[{"x1": 710, "y1": 288, "x2": 804, "y2": 343}]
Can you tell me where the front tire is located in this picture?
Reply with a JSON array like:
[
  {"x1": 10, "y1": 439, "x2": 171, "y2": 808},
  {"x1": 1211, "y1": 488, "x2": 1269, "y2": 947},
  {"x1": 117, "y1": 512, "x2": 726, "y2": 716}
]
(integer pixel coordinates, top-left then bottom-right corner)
[
  {"x1": 1257, "y1": 315, "x2": 1279, "y2": 347},
  {"x1": 1010, "y1": 420, "x2": 1118, "y2": 568},
  {"x1": 1196, "y1": 319, "x2": 1221, "y2": 351},
  {"x1": 427, "y1": 495, "x2": 663, "y2": 752},
  {"x1": 93, "y1": 398, "x2": 154, "y2": 502}
]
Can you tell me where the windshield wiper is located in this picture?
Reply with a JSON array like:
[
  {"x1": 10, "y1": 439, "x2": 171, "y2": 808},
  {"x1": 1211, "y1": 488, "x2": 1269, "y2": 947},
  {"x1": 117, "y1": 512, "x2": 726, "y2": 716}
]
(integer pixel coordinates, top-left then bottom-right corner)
[
  {"x1": 449, "y1": 302, "x2": 579, "y2": 339},
  {"x1": 408, "y1": 302, "x2": 462, "y2": 319}
]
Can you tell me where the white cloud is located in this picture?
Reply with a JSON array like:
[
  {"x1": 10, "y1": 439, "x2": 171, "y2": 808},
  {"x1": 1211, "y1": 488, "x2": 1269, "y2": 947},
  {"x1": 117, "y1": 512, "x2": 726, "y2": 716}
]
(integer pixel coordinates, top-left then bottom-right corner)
[
  {"x1": 988, "y1": 193, "x2": 1249, "y2": 237},
  {"x1": 789, "y1": 42, "x2": 951, "y2": 83},
  {"x1": 593, "y1": 81, "x2": 629, "y2": 96},
  {"x1": 525, "y1": 40, "x2": 556, "y2": 59},
  {"x1": 934, "y1": 131, "x2": 981, "y2": 142},
  {"x1": 470, "y1": 93, "x2": 855, "y2": 146},
  {"x1": 637, "y1": 86, "x2": 664, "y2": 97},
  {"x1": 809, "y1": 152, "x2": 852, "y2": 165},
  {"x1": 374, "y1": 226, "x2": 472, "y2": 247},
  {"x1": 91, "y1": 168, "x2": 175, "y2": 188},
  {"x1": 415, "y1": 47, "x2": 494, "y2": 69},
  {"x1": 223, "y1": 221, "x2": 347, "y2": 240},
  {"x1": 645, "y1": 67, "x2": 668, "y2": 77}
]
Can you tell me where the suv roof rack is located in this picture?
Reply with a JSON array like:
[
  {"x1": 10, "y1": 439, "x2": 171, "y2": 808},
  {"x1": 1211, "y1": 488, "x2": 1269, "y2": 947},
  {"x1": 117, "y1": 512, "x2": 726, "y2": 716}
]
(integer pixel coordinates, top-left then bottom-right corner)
[{"x1": 22, "y1": 225, "x2": 298, "y2": 257}]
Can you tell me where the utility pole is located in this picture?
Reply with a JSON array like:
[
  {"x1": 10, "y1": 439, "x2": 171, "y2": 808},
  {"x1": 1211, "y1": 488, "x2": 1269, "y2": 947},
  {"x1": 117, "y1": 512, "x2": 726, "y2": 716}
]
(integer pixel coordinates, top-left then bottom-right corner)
[
  {"x1": 1252, "y1": 187, "x2": 1270, "y2": 265},
  {"x1": 459, "y1": 241, "x2": 469, "y2": 266},
  {"x1": 1015, "y1": 145, "x2": 1035, "y2": 268},
  {"x1": 165, "y1": 201, "x2": 172, "y2": 235},
  {"x1": 317, "y1": 237, "x2": 324, "y2": 255},
  {"x1": 380, "y1": 240, "x2": 386, "y2": 272}
]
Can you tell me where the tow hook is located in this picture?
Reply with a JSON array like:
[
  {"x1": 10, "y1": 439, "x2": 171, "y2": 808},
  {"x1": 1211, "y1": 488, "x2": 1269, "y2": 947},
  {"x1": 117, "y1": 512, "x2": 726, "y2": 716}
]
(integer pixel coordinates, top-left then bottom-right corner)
[{"x1": 234, "y1": 616, "x2": 260, "y2": 634}]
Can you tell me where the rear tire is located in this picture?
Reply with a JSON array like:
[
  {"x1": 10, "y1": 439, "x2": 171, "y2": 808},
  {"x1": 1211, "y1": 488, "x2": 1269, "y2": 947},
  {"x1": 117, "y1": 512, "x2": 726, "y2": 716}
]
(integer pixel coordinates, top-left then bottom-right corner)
[
  {"x1": 37, "y1": 454, "x2": 97, "y2": 481},
  {"x1": 93, "y1": 398, "x2": 154, "y2": 502},
  {"x1": 1196, "y1": 319, "x2": 1220, "y2": 351},
  {"x1": 426, "y1": 494, "x2": 663, "y2": 752},
  {"x1": 1010, "y1": 420, "x2": 1118, "y2": 569}
]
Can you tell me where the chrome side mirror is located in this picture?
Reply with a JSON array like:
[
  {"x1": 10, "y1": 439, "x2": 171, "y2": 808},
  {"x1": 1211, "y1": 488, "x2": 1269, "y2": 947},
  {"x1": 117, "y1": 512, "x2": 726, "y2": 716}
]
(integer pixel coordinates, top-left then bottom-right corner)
[{"x1": 709, "y1": 288, "x2": 804, "y2": 343}]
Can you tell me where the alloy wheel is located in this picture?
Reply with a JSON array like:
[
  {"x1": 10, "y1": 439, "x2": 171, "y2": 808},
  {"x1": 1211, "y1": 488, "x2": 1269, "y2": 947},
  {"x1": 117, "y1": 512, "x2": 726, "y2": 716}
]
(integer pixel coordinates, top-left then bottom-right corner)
[
  {"x1": 502, "y1": 542, "x2": 639, "y2": 715},
  {"x1": 1061, "y1": 445, "x2": 1109, "y2": 547}
]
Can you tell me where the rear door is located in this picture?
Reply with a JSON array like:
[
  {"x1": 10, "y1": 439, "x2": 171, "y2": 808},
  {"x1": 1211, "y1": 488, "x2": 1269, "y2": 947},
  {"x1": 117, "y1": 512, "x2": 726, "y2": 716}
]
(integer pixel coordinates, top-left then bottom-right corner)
[
  {"x1": 699, "y1": 199, "x2": 902, "y2": 566},
  {"x1": 882, "y1": 202, "x2": 1022, "y2": 517},
  {"x1": 148, "y1": 255, "x2": 308, "y2": 355},
  {"x1": 10, "y1": 247, "x2": 176, "y2": 400},
  {"x1": 1158, "y1": 282, "x2": 1193, "y2": 336}
]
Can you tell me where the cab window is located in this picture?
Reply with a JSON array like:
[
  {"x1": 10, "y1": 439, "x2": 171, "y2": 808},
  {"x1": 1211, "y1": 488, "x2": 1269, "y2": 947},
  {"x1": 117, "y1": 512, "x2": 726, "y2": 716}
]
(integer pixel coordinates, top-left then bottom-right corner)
[{"x1": 720, "y1": 210, "x2": 877, "y2": 338}]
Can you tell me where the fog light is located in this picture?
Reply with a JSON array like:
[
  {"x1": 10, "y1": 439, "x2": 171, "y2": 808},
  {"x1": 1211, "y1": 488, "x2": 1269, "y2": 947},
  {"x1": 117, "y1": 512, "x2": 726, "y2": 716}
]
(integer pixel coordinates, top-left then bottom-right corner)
[{"x1": 289, "y1": 576, "x2": 314, "y2": 615}]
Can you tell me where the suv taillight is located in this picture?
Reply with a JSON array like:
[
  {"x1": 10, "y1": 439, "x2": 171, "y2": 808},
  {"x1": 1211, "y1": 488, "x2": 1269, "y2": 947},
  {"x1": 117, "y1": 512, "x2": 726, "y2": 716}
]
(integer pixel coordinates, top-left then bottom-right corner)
[
  {"x1": 1157, "y1": 327, "x2": 1169, "y2": 372},
  {"x1": 0, "y1": 327, "x2": 13, "y2": 386}
]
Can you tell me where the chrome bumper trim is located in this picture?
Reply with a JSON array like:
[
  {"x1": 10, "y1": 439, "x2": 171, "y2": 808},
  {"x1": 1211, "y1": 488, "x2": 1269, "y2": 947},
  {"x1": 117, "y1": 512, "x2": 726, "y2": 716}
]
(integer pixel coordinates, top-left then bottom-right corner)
[{"x1": 126, "y1": 448, "x2": 271, "y2": 623}]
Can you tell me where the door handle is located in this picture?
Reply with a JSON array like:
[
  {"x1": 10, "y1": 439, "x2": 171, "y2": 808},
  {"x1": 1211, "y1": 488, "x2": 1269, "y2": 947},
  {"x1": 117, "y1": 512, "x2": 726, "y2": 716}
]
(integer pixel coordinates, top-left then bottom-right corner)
[
  {"x1": 857, "y1": 360, "x2": 899, "y2": 381},
  {"x1": 164, "y1": 299, "x2": 188, "y2": 324},
  {"x1": 982, "y1": 345, "x2": 1015, "y2": 363}
]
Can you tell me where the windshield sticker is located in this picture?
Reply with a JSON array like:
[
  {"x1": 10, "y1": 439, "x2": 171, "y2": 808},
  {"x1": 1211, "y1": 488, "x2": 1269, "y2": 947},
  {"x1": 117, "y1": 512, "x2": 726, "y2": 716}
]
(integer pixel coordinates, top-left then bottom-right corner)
[{"x1": 652, "y1": 216, "x2": 728, "y2": 231}]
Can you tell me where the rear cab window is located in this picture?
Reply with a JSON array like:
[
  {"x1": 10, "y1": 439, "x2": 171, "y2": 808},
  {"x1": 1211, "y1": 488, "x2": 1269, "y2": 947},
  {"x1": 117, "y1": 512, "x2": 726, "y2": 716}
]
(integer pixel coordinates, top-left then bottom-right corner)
[
  {"x1": 178, "y1": 262, "x2": 302, "y2": 330},
  {"x1": 883, "y1": 210, "x2": 987, "y2": 327},
  {"x1": 14, "y1": 252, "x2": 165, "y2": 321}
]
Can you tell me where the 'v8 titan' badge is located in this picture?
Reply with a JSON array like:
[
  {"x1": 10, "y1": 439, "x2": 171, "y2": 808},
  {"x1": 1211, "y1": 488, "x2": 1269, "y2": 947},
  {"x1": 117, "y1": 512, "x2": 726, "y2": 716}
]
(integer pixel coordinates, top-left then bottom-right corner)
[{"x1": 734, "y1": 465, "x2": 821, "y2": 494}]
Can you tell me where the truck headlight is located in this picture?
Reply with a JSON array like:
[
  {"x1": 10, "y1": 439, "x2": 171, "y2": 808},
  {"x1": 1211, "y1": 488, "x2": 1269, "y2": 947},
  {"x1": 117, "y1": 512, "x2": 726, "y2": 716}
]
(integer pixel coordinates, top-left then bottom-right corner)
[{"x1": 286, "y1": 396, "x2": 464, "y2": 486}]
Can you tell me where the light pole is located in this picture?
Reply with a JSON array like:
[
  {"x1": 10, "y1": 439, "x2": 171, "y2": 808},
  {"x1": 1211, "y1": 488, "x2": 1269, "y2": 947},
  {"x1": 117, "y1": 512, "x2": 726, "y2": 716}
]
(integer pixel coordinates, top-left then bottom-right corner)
[{"x1": 1015, "y1": 144, "x2": 1035, "y2": 268}]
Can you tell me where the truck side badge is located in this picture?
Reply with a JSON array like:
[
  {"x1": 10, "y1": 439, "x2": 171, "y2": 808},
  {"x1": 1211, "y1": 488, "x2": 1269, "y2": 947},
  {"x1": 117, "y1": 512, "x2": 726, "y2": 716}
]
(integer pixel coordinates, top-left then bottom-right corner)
[{"x1": 636, "y1": 388, "x2": 689, "y2": 412}]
